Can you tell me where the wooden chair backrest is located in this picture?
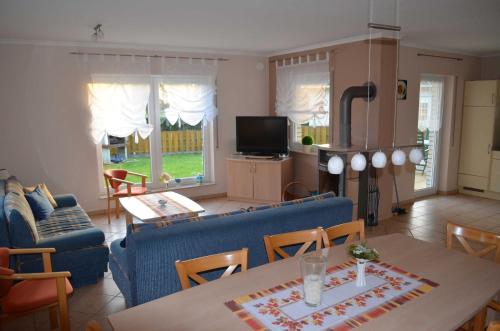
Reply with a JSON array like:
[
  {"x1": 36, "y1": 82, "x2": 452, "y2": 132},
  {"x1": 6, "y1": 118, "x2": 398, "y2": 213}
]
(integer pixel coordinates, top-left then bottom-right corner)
[
  {"x1": 487, "y1": 321, "x2": 500, "y2": 331},
  {"x1": 446, "y1": 222, "x2": 500, "y2": 263},
  {"x1": 104, "y1": 169, "x2": 128, "y2": 191},
  {"x1": 85, "y1": 320, "x2": 103, "y2": 331},
  {"x1": 175, "y1": 248, "x2": 248, "y2": 290},
  {"x1": 322, "y1": 220, "x2": 365, "y2": 248},
  {"x1": 264, "y1": 227, "x2": 323, "y2": 263}
]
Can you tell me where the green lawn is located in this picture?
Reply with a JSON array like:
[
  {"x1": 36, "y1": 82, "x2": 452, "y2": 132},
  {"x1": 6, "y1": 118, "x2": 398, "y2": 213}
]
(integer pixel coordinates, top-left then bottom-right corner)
[{"x1": 104, "y1": 153, "x2": 203, "y2": 183}]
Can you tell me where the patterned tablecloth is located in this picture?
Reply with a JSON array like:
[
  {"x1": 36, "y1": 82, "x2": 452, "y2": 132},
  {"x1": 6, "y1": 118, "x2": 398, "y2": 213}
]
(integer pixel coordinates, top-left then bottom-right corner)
[{"x1": 225, "y1": 260, "x2": 439, "y2": 331}]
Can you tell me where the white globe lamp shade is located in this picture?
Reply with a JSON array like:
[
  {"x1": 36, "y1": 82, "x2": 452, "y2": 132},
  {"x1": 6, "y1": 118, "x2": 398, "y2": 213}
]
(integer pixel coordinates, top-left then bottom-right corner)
[
  {"x1": 409, "y1": 148, "x2": 424, "y2": 165},
  {"x1": 327, "y1": 155, "x2": 344, "y2": 174},
  {"x1": 351, "y1": 153, "x2": 367, "y2": 172},
  {"x1": 371, "y1": 151, "x2": 387, "y2": 168},
  {"x1": 391, "y1": 149, "x2": 406, "y2": 166}
]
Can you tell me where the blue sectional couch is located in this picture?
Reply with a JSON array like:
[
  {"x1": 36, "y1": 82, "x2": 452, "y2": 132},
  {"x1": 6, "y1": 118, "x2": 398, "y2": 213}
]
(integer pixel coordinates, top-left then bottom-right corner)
[
  {"x1": 109, "y1": 192, "x2": 352, "y2": 307},
  {"x1": 0, "y1": 176, "x2": 109, "y2": 287}
]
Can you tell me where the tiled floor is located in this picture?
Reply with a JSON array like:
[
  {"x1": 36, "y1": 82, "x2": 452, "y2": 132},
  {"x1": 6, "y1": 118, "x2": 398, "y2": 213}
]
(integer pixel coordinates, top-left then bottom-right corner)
[{"x1": 4, "y1": 194, "x2": 500, "y2": 331}]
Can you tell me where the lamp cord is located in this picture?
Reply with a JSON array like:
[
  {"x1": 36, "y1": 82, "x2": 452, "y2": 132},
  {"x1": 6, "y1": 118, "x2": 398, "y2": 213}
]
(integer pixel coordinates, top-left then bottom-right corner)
[{"x1": 391, "y1": 0, "x2": 400, "y2": 148}]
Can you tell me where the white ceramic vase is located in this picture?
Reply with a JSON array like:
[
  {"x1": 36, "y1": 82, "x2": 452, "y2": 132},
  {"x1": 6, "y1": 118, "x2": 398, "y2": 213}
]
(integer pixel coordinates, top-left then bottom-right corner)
[{"x1": 356, "y1": 259, "x2": 367, "y2": 287}]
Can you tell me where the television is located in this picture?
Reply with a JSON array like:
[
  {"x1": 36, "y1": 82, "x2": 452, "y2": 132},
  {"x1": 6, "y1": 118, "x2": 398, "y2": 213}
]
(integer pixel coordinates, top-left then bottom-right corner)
[{"x1": 236, "y1": 116, "x2": 288, "y2": 155}]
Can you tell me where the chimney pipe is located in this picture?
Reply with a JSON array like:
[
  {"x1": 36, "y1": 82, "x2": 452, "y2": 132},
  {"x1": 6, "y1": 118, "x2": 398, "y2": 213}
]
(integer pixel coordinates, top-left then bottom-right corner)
[{"x1": 339, "y1": 83, "x2": 376, "y2": 148}]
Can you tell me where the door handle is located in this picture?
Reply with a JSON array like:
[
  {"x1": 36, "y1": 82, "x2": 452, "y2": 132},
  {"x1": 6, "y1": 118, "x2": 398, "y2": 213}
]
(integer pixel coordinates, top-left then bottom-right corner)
[
  {"x1": 493, "y1": 94, "x2": 495, "y2": 105},
  {"x1": 488, "y1": 144, "x2": 491, "y2": 154}
]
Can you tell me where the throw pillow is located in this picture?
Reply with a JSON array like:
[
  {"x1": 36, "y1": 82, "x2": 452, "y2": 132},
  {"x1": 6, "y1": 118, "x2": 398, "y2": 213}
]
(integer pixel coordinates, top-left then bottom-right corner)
[
  {"x1": 24, "y1": 187, "x2": 55, "y2": 220},
  {"x1": 24, "y1": 183, "x2": 58, "y2": 208}
]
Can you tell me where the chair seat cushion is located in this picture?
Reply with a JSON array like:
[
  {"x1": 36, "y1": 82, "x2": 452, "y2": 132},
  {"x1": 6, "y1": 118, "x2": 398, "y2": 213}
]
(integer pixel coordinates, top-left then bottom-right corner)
[
  {"x1": 114, "y1": 187, "x2": 147, "y2": 196},
  {"x1": 2, "y1": 278, "x2": 73, "y2": 313}
]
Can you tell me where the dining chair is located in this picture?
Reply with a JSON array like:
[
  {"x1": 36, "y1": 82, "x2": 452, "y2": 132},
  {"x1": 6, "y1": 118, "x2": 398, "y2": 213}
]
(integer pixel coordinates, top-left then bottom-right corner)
[
  {"x1": 175, "y1": 248, "x2": 248, "y2": 290},
  {"x1": 85, "y1": 320, "x2": 103, "y2": 331},
  {"x1": 322, "y1": 220, "x2": 365, "y2": 248},
  {"x1": 264, "y1": 227, "x2": 323, "y2": 263},
  {"x1": 446, "y1": 222, "x2": 500, "y2": 263},
  {"x1": 446, "y1": 222, "x2": 500, "y2": 331},
  {"x1": 104, "y1": 169, "x2": 148, "y2": 223},
  {"x1": 488, "y1": 321, "x2": 500, "y2": 331},
  {"x1": 0, "y1": 247, "x2": 73, "y2": 331}
]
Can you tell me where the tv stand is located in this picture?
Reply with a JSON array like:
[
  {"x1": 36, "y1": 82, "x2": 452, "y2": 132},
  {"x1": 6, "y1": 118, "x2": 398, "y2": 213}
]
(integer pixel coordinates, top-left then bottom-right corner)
[{"x1": 226, "y1": 156, "x2": 292, "y2": 203}]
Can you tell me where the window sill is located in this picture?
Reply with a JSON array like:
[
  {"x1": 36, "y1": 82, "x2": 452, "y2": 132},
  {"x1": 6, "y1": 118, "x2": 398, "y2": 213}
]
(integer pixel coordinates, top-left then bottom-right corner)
[
  {"x1": 289, "y1": 146, "x2": 318, "y2": 156},
  {"x1": 98, "y1": 182, "x2": 216, "y2": 199}
]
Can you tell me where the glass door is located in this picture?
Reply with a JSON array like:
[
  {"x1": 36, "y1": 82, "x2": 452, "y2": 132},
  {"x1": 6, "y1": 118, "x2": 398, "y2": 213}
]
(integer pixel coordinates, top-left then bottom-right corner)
[{"x1": 414, "y1": 75, "x2": 444, "y2": 195}]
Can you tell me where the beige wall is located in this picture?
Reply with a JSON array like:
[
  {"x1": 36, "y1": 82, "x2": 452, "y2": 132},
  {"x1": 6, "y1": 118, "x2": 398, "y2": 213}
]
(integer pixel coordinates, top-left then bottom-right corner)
[
  {"x1": 0, "y1": 43, "x2": 268, "y2": 212},
  {"x1": 394, "y1": 46, "x2": 481, "y2": 203},
  {"x1": 481, "y1": 55, "x2": 500, "y2": 80}
]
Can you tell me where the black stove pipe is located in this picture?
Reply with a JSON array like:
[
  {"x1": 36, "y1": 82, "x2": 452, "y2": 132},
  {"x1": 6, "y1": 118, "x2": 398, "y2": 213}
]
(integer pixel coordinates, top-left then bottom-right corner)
[{"x1": 339, "y1": 83, "x2": 376, "y2": 148}]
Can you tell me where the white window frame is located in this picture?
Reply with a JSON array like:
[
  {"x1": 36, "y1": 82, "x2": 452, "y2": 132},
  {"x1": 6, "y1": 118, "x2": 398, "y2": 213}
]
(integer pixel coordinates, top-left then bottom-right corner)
[{"x1": 96, "y1": 75, "x2": 215, "y2": 193}]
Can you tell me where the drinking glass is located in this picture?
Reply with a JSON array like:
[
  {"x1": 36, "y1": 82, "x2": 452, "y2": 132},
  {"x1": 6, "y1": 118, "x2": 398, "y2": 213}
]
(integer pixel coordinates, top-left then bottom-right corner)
[{"x1": 300, "y1": 253, "x2": 327, "y2": 307}]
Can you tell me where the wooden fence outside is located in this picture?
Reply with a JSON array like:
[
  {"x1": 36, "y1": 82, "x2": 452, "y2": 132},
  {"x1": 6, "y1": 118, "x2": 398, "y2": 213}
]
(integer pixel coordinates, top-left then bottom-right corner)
[
  {"x1": 300, "y1": 126, "x2": 329, "y2": 145},
  {"x1": 126, "y1": 130, "x2": 203, "y2": 154}
]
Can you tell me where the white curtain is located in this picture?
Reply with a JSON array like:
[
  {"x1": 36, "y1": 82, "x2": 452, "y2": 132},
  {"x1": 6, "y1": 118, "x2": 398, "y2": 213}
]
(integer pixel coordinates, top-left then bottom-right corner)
[
  {"x1": 276, "y1": 59, "x2": 330, "y2": 125},
  {"x1": 418, "y1": 76, "x2": 444, "y2": 132},
  {"x1": 160, "y1": 74, "x2": 217, "y2": 126},
  {"x1": 88, "y1": 79, "x2": 152, "y2": 144}
]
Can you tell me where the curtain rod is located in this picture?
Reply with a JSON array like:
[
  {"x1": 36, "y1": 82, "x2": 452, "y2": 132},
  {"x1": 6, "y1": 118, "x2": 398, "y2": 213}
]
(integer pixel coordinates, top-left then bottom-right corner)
[
  {"x1": 69, "y1": 51, "x2": 230, "y2": 62},
  {"x1": 417, "y1": 53, "x2": 462, "y2": 61}
]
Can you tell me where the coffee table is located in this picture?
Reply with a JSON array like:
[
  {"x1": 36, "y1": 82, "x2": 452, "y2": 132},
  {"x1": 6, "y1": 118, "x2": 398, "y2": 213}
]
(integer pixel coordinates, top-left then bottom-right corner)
[{"x1": 119, "y1": 191, "x2": 205, "y2": 226}]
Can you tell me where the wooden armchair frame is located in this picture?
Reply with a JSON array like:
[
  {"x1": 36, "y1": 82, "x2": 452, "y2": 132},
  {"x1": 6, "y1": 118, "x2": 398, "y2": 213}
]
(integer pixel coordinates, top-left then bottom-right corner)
[
  {"x1": 0, "y1": 248, "x2": 71, "y2": 331},
  {"x1": 104, "y1": 170, "x2": 148, "y2": 223},
  {"x1": 322, "y1": 220, "x2": 365, "y2": 248},
  {"x1": 264, "y1": 227, "x2": 323, "y2": 263},
  {"x1": 175, "y1": 248, "x2": 248, "y2": 290}
]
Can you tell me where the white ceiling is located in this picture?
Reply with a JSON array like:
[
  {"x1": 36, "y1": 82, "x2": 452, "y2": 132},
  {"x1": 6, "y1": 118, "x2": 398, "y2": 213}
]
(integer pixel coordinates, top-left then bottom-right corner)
[{"x1": 0, "y1": 0, "x2": 499, "y2": 56}]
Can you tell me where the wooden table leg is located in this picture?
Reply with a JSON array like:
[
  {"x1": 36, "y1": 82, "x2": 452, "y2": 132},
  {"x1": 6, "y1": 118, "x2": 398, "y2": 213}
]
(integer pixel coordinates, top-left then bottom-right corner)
[
  {"x1": 472, "y1": 306, "x2": 487, "y2": 331},
  {"x1": 125, "y1": 210, "x2": 133, "y2": 227}
]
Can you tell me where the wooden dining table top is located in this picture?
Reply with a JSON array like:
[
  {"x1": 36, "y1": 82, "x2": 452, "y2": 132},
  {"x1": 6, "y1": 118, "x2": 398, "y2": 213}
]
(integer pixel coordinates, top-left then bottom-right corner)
[{"x1": 108, "y1": 234, "x2": 500, "y2": 331}]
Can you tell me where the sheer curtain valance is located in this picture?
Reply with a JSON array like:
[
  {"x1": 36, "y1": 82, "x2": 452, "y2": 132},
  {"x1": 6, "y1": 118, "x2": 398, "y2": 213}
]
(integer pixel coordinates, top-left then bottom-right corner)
[
  {"x1": 160, "y1": 72, "x2": 217, "y2": 127},
  {"x1": 88, "y1": 75, "x2": 152, "y2": 144},
  {"x1": 275, "y1": 59, "x2": 330, "y2": 125},
  {"x1": 80, "y1": 54, "x2": 218, "y2": 144}
]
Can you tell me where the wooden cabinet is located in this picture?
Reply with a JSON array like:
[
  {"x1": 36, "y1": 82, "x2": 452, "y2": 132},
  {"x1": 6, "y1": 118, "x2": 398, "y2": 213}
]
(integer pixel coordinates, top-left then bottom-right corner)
[
  {"x1": 226, "y1": 157, "x2": 293, "y2": 203},
  {"x1": 490, "y1": 152, "x2": 500, "y2": 193},
  {"x1": 459, "y1": 80, "x2": 500, "y2": 199},
  {"x1": 458, "y1": 106, "x2": 495, "y2": 178},
  {"x1": 464, "y1": 80, "x2": 498, "y2": 107}
]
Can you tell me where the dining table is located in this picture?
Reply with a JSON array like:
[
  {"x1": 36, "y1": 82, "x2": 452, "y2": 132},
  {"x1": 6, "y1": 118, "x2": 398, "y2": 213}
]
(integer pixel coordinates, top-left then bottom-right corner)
[{"x1": 108, "y1": 233, "x2": 500, "y2": 331}]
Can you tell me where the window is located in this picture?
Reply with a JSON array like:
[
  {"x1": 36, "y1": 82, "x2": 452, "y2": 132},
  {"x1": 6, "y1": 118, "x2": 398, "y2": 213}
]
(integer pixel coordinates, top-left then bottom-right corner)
[
  {"x1": 94, "y1": 75, "x2": 216, "y2": 189},
  {"x1": 292, "y1": 84, "x2": 330, "y2": 145},
  {"x1": 275, "y1": 57, "x2": 330, "y2": 148}
]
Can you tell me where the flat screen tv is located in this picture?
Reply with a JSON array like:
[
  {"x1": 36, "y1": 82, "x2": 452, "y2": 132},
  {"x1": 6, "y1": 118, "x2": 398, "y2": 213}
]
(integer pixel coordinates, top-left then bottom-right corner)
[{"x1": 236, "y1": 116, "x2": 288, "y2": 155}]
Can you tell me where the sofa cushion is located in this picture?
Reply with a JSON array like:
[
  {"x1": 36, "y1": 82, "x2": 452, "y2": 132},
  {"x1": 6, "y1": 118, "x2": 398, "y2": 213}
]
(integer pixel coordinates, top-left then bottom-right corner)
[
  {"x1": 52, "y1": 194, "x2": 77, "y2": 208},
  {"x1": 24, "y1": 187, "x2": 54, "y2": 220},
  {"x1": 34, "y1": 206, "x2": 104, "y2": 252},
  {"x1": 4, "y1": 192, "x2": 39, "y2": 244},
  {"x1": 24, "y1": 184, "x2": 58, "y2": 208},
  {"x1": 0, "y1": 180, "x2": 10, "y2": 247},
  {"x1": 5, "y1": 177, "x2": 24, "y2": 196}
]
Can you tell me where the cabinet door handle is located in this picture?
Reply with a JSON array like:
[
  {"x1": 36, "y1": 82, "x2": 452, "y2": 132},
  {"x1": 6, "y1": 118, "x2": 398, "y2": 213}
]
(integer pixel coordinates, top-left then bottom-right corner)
[
  {"x1": 488, "y1": 144, "x2": 491, "y2": 154},
  {"x1": 493, "y1": 94, "x2": 495, "y2": 105}
]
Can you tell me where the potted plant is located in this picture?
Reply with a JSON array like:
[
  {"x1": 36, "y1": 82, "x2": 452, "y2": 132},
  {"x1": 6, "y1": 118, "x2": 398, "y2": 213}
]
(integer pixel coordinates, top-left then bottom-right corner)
[
  {"x1": 301, "y1": 135, "x2": 314, "y2": 153},
  {"x1": 348, "y1": 243, "x2": 379, "y2": 287}
]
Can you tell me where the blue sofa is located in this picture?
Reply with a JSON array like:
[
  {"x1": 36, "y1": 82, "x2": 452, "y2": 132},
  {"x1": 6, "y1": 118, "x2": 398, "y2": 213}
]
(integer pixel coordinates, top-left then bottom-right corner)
[
  {"x1": 0, "y1": 176, "x2": 109, "y2": 287},
  {"x1": 109, "y1": 192, "x2": 352, "y2": 307}
]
